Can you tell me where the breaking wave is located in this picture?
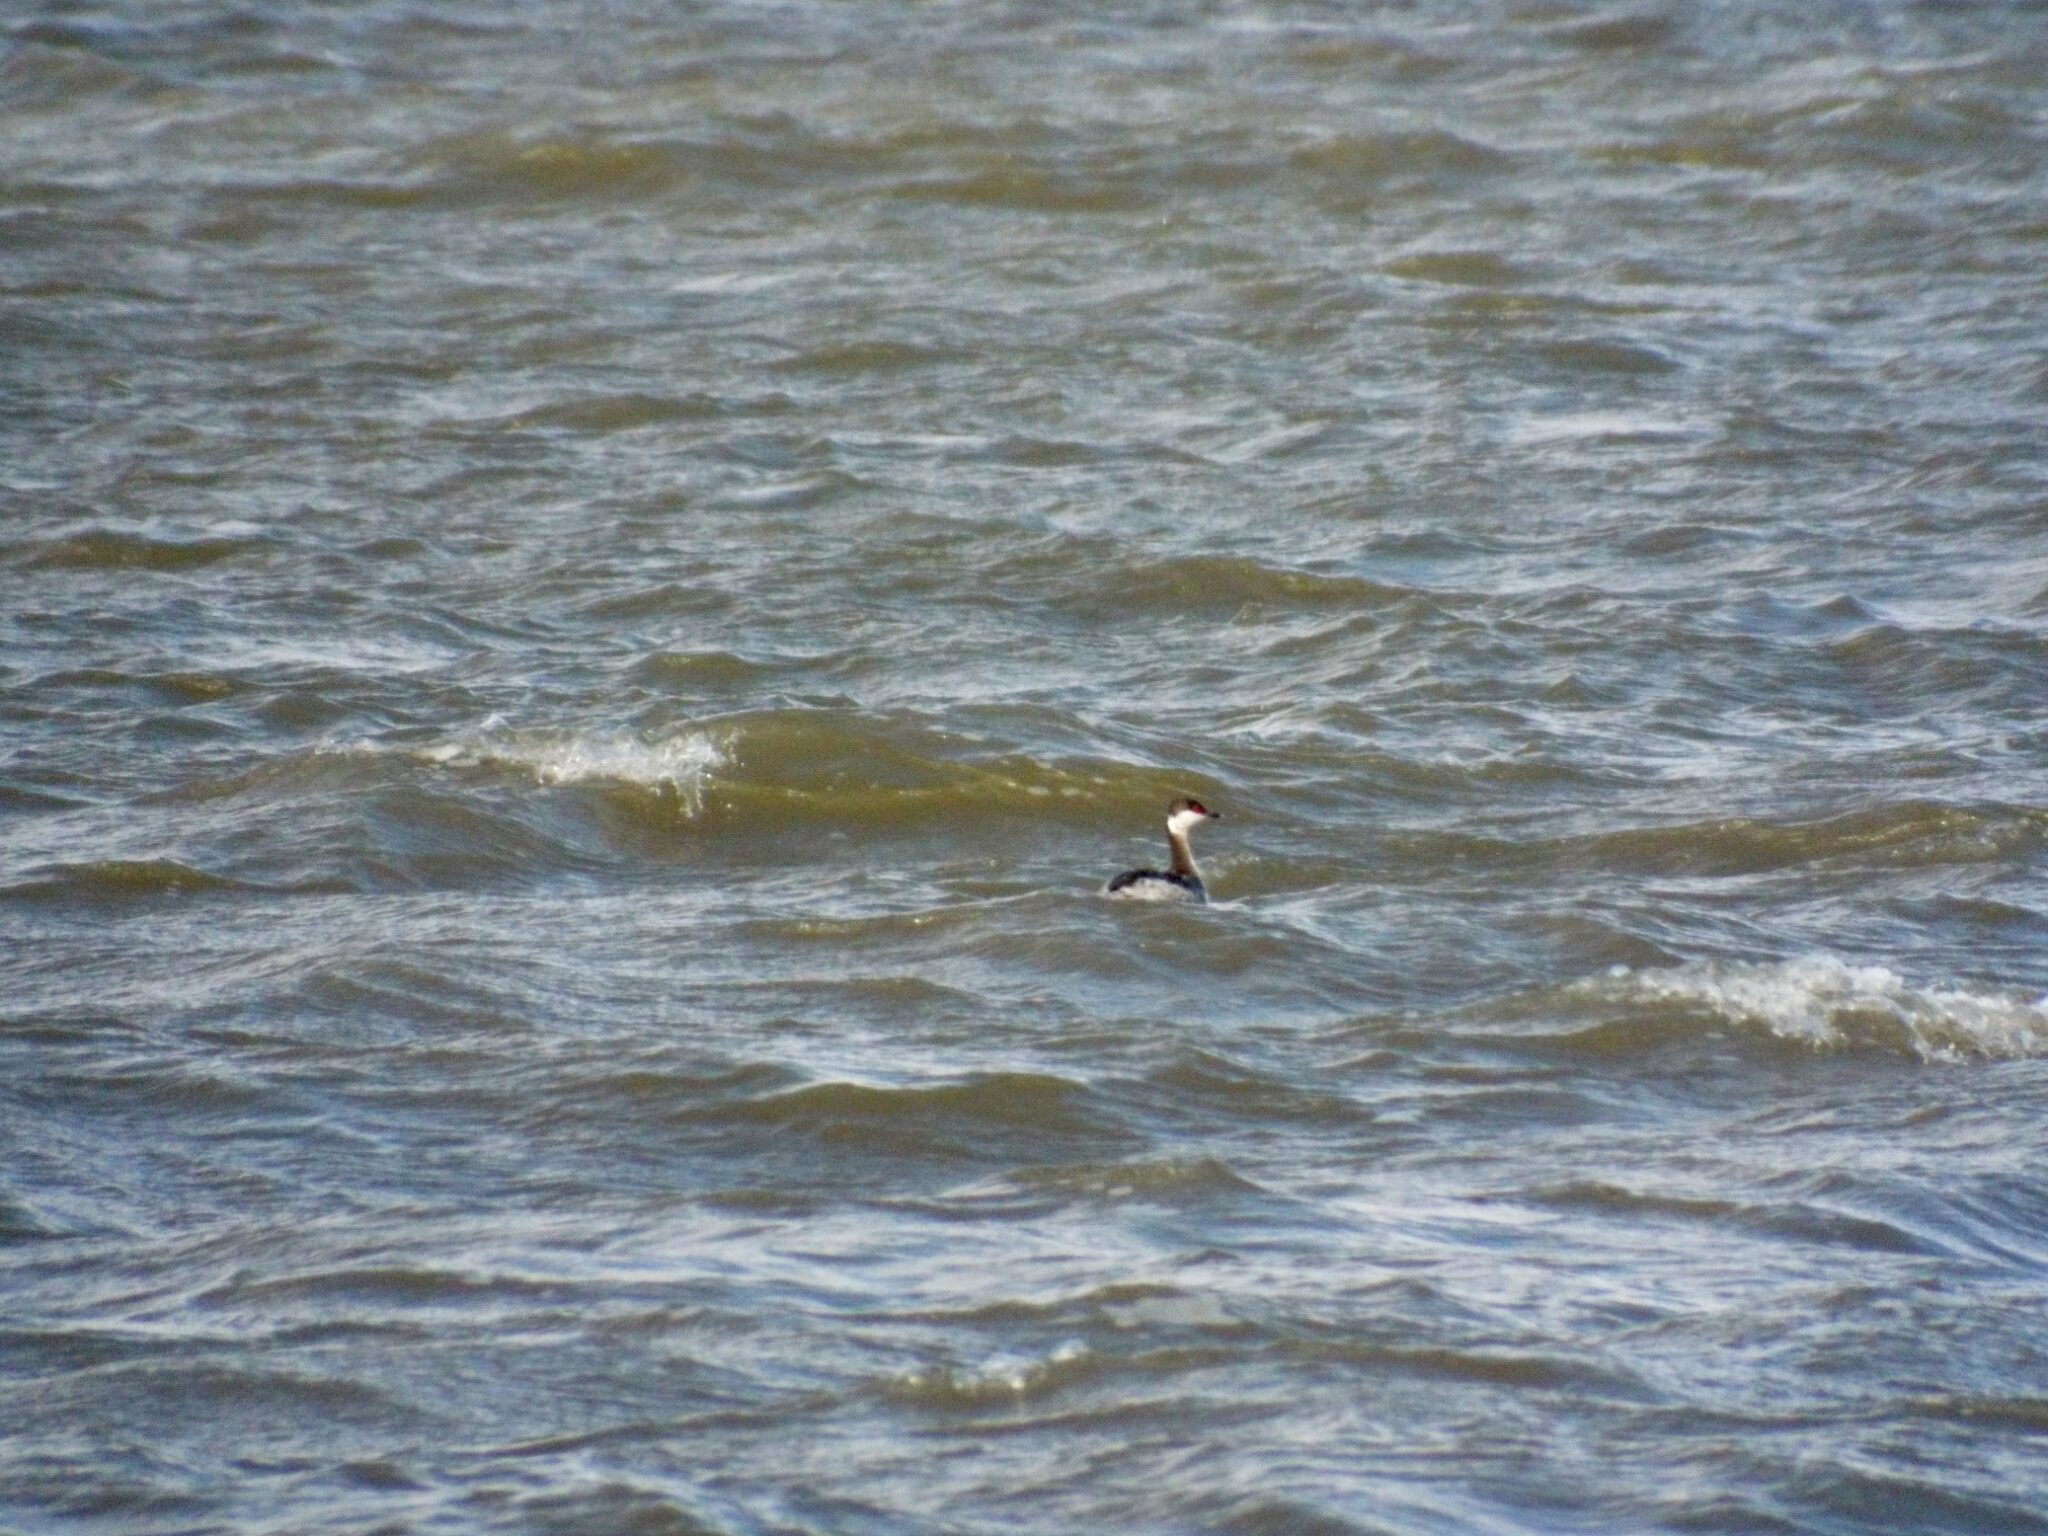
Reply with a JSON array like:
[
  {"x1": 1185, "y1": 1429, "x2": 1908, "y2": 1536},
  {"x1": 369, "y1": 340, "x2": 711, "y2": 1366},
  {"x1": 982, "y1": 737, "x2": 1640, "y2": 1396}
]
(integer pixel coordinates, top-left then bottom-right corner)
[
  {"x1": 367, "y1": 710, "x2": 1205, "y2": 840},
  {"x1": 1584, "y1": 956, "x2": 2048, "y2": 1062},
  {"x1": 415, "y1": 723, "x2": 727, "y2": 814},
  {"x1": 882, "y1": 1340, "x2": 1097, "y2": 1409}
]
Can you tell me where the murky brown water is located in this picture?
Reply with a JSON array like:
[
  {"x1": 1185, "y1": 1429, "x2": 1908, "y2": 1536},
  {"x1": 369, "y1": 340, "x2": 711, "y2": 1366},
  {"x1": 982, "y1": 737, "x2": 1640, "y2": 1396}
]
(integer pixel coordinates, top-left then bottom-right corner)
[{"x1": 6, "y1": 3, "x2": 2048, "y2": 1532}]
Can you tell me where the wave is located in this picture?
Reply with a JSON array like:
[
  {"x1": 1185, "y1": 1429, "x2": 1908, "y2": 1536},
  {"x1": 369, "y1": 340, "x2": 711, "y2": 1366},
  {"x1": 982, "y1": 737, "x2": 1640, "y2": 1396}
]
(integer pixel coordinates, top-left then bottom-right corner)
[
  {"x1": 0, "y1": 1194, "x2": 70, "y2": 1243},
  {"x1": 411, "y1": 724, "x2": 727, "y2": 817},
  {"x1": 9, "y1": 527, "x2": 269, "y2": 572},
  {"x1": 395, "y1": 710, "x2": 1216, "y2": 841},
  {"x1": 1574, "y1": 956, "x2": 2048, "y2": 1061},
  {"x1": 196, "y1": 1263, "x2": 569, "y2": 1312},
  {"x1": 1518, "y1": 1180, "x2": 1939, "y2": 1257},
  {"x1": 111, "y1": 708, "x2": 1222, "y2": 897},
  {"x1": 323, "y1": 118, "x2": 1105, "y2": 215},
  {"x1": 1041, "y1": 552, "x2": 1429, "y2": 620},
  {"x1": 882, "y1": 1340, "x2": 1097, "y2": 1409},
  {"x1": 714, "y1": 1071, "x2": 1102, "y2": 1137},
  {"x1": 1290, "y1": 127, "x2": 1509, "y2": 181},
  {"x1": 994, "y1": 1156, "x2": 1266, "y2": 1204},
  {"x1": 628, "y1": 649, "x2": 838, "y2": 691},
  {"x1": 1417, "y1": 800, "x2": 2048, "y2": 879},
  {"x1": 0, "y1": 37, "x2": 160, "y2": 108},
  {"x1": 33, "y1": 665, "x2": 253, "y2": 707},
  {"x1": 3, "y1": 858, "x2": 269, "y2": 904},
  {"x1": 891, "y1": 166, "x2": 1149, "y2": 215},
  {"x1": 1289, "y1": 128, "x2": 1511, "y2": 213},
  {"x1": 683, "y1": 1067, "x2": 1141, "y2": 1165},
  {"x1": 494, "y1": 391, "x2": 726, "y2": 434},
  {"x1": 1383, "y1": 249, "x2": 1530, "y2": 288},
  {"x1": 771, "y1": 338, "x2": 962, "y2": 375},
  {"x1": 371, "y1": 713, "x2": 1137, "y2": 834},
  {"x1": 385, "y1": 128, "x2": 685, "y2": 209}
]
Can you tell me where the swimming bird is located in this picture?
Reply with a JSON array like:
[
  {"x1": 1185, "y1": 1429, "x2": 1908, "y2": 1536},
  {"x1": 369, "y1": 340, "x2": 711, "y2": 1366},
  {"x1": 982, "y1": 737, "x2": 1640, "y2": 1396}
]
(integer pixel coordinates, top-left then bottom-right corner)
[{"x1": 1105, "y1": 796, "x2": 1222, "y2": 903}]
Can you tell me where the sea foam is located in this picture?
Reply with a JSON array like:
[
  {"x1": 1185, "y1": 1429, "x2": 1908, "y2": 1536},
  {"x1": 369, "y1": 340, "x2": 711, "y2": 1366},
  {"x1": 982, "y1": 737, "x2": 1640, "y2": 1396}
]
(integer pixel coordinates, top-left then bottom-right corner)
[
  {"x1": 417, "y1": 722, "x2": 728, "y2": 815},
  {"x1": 1598, "y1": 955, "x2": 2048, "y2": 1062}
]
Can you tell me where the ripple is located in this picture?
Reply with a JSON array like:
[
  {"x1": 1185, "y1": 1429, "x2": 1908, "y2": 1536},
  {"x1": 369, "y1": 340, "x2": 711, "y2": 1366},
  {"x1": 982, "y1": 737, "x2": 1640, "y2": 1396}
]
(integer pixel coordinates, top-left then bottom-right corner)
[
  {"x1": 497, "y1": 391, "x2": 726, "y2": 433},
  {"x1": 713, "y1": 1071, "x2": 1109, "y2": 1140},
  {"x1": 772, "y1": 339, "x2": 963, "y2": 375},
  {"x1": 1519, "y1": 1180, "x2": 1944, "y2": 1256},
  {"x1": 12, "y1": 528, "x2": 270, "y2": 572},
  {"x1": 1050, "y1": 554, "x2": 1428, "y2": 621},
  {"x1": 892, "y1": 166, "x2": 1150, "y2": 215},
  {"x1": 1383, "y1": 250, "x2": 1531, "y2": 287},
  {"x1": 3, "y1": 858, "x2": 255, "y2": 904}
]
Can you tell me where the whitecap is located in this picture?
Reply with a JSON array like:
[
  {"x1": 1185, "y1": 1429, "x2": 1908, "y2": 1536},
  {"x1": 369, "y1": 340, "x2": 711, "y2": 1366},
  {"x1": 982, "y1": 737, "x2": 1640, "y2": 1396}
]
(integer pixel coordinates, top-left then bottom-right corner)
[
  {"x1": 390, "y1": 721, "x2": 728, "y2": 815},
  {"x1": 886, "y1": 1340, "x2": 1093, "y2": 1407},
  {"x1": 1599, "y1": 955, "x2": 2048, "y2": 1061}
]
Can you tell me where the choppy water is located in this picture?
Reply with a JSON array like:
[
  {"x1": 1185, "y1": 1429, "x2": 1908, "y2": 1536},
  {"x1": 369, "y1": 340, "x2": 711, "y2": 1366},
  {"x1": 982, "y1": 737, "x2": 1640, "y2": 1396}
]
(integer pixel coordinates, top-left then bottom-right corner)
[{"x1": 6, "y1": 2, "x2": 2048, "y2": 1531}]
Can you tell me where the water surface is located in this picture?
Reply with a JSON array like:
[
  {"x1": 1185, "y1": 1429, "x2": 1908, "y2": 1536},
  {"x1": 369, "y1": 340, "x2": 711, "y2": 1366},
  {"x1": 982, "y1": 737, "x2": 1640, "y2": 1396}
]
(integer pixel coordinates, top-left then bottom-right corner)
[{"x1": 5, "y1": 2, "x2": 2048, "y2": 1532}]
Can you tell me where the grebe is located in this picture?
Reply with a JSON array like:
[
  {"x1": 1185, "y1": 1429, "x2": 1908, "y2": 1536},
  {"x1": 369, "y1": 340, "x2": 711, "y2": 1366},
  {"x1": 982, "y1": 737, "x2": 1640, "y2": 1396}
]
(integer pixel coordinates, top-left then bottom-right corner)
[{"x1": 1105, "y1": 796, "x2": 1222, "y2": 903}]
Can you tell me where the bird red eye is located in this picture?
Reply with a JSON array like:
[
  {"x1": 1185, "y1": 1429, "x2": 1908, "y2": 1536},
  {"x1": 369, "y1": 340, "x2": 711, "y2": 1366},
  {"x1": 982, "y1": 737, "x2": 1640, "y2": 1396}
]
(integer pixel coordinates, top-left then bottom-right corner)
[{"x1": 1189, "y1": 802, "x2": 1207, "y2": 815}]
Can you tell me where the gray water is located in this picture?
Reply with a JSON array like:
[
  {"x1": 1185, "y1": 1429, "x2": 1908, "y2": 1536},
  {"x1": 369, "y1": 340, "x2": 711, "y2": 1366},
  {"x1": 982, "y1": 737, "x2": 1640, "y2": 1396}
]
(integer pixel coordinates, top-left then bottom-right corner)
[{"x1": 6, "y1": 2, "x2": 2048, "y2": 1532}]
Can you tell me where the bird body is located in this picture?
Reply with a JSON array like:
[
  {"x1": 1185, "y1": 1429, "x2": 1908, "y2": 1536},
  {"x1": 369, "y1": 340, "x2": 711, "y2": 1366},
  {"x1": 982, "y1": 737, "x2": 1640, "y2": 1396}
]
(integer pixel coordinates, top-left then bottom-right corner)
[{"x1": 1105, "y1": 797, "x2": 1221, "y2": 903}]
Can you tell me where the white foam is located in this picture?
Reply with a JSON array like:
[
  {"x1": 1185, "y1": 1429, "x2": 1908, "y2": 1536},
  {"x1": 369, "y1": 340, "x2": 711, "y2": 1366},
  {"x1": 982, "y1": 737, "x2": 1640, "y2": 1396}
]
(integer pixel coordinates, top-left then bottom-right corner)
[
  {"x1": 891, "y1": 1340, "x2": 1091, "y2": 1405},
  {"x1": 419, "y1": 721, "x2": 727, "y2": 814},
  {"x1": 1600, "y1": 955, "x2": 2048, "y2": 1061}
]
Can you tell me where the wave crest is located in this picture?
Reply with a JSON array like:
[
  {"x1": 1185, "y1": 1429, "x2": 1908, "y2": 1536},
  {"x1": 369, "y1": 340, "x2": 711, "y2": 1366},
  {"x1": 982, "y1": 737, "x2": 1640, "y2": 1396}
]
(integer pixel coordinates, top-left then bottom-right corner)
[
  {"x1": 1591, "y1": 957, "x2": 2048, "y2": 1061},
  {"x1": 884, "y1": 1340, "x2": 1095, "y2": 1408},
  {"x1": 417, "y1": 725, "x2": 727, "y2": 815}
]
